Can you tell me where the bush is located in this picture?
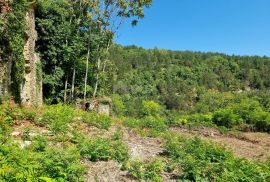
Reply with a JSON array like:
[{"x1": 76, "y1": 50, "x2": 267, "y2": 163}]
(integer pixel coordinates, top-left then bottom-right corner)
[
  {"x1": 142, "y1": 116, "x2": 166, "y2": 130},
  {"x1": 123, "y1": 117, "x2": 140, "y2": 128},
  {"x1": 124, "y1": 159, "x2": 164, "y2": 182},
  {"x1": 79, "y1": 137, "x2": 129, "y2": 162},
  {"x1": 123, "y1": 116, "x2": 167, "y2": 136},
  {"x1": 251, "y1": 111, "x2": 270, "y2": 132},
  {"x1": 111, "y1": 94, "x2": 126, "y2": 116},
  {"x1": 81, "y1": 112, "x2": 113, "y2": 130},
  {"x1": 188, "y1": 113, "x2": 213, "y2": 124},
  {"x1": 141, "y1": 100, "x2": 162, "y2": 117},
  {"x1": 164, "y1": 134, "x2": 270, "y2": 181},
  {"x1": 0, "y1": 143, "x2": 86, "y2": 181},
  {"x1": 40, "y1": 104, "x2": 74, "y2": 133},
  {"x1": 212, "y1": 99, "x2": 270, "y2": 132},
  {"x1": 232, "y1": 99, "x2": 264, "y2": 124},
  {"x1": 213, "y1": 108, "x2": 243, "y2": 128},
  {"x1": 32, "y1": 135, "x2": 48, "y2": 152},
  {"x1": 21, "y1": 108, "x2": 37, "y2": 121}
]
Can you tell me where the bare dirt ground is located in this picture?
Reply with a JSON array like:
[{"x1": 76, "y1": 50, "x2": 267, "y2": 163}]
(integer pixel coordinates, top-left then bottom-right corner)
[
  {"x1": 122, "y1": 128, "x2": 163, "y2": 160},
  {"x1": 84, "y1": 160, "x2": 137, "y2": 182},
  {"x1": 170, "y1": 126, "x2": 270, "y2": 161}
]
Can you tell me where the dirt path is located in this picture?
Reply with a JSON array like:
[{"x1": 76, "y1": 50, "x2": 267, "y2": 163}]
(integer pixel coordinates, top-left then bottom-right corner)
[{"x1": 170, "y1": 127, "x2": 270, "y2": 161}]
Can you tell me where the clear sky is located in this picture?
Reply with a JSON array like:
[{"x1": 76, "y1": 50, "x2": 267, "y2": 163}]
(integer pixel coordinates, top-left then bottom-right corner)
[{"x1": 115, "y1": 0, "x2": 270, "y2": 56}]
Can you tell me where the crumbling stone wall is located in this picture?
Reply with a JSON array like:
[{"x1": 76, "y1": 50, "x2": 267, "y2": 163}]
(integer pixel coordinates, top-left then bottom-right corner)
[
  {"x1": 76, "y1": 97, "x2": 112, "y2": 116},
  {"x1": 0, "y1": 60, "x2": 11, "y2": 96},
  {"x1": 0, "y1": 0, "x2": 10, "y2": 98},
  {"x1": 20, "y1": 6, "x2": 42, "y2": 106}
]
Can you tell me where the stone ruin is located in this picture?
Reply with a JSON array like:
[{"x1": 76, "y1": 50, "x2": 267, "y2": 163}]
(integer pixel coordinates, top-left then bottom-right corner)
[
  {"x1": 0, "y1": 3, "x2": 42, "y2": 106},
  {"x1": 20, "y1": 5, "x2": 42, "y2": 106},
  {"x1": 76, "y1": 97, "x2": 112, "y2": 116}
]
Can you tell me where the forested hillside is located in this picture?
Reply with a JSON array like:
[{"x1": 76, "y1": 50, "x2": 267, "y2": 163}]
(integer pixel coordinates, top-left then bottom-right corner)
[{"x1": 110, "y1": 46, "x2": 270, "y2": 111}]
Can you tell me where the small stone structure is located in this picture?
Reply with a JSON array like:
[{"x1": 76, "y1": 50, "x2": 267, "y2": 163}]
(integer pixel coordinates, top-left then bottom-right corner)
[{"x1": 76, "y1": 97, "x2": 112, "y2": 116}]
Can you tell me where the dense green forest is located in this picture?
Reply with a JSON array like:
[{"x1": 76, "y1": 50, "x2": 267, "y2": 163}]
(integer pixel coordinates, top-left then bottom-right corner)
[
  {"x1": 110, "y1": 45, "x2": 270, "y2": 113},
  {"x1": 0, "y1": 1, "x2": 270, "y2": 181}
]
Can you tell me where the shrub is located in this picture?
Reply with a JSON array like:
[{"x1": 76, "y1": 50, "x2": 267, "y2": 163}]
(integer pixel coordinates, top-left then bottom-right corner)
[
  {"x1": 79, "y1": 137, "x2": 129, "y2": 162},
  {"x1": 232, "y1": 99, "x2": 264, "y2": 124},
  {"x1": 21, "y1": 108, "x2": 37, "y2": 121},
  {"x1": 141, "y1": 100, "x2": 162, "y2": 117},
  {"x1": 142, "y1": 116, "x2": 167, "y2": 131},
  {"x1": 31, "y1": 135, "x2": 48, "y2": 152},
  {"x1": 111, "y1": 94, "x2": 126, "y2": 116},
  {"x1": 40, "y1": 104, "x2": 74, "y2": 133},
  {"x1": 188, "y1": 113, "x2": 213, "y2": 124},
  {"x1": 0, "y1": 142, "x2": 86, "y2": 181},
  {"x1": 38, "y1": 147, "x2": 86, "y2": 181},
  {"x1": 124, "y1": 159, "x2": 164, "y2": 182},
  {"x1": 164, "y1": 134, "x2": 270, "y2": 181},
  {"x1": 123, "y1": 117, "x2": 140, "y2": 128},
  {"x1": 251, "y1": 111, "x2": 270, "y2": 132},
  {"x1": 81, "y1": 112, "x2": 113, "y2": 130},
  {"x1": 213, "y1": 108, "x2": 243, "y2": 128}
]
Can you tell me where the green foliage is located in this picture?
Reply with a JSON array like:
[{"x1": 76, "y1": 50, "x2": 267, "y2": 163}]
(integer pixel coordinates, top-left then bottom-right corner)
[
  {"x1": 0, "y1": 143, "x2": 86, "y2": 181},
  {"x1": 123, "y1": 116, "x2": 167, "y2": 137},
  {"x1": 81, "y1": 112, "x2": 113, "y2": 130},
  {"x1": 109, "y1": 45, "x2": 270, "y2": 117},
  {"x1": 213, "y1": 108, "x2": 243, "y2": 128},
  {"x1": 111, "y1": 94, "x2": 126, "y2": 116},
  {"x1": 212, "y1": 98, "x2": 270, "y2": 131},
  {"x1": 141, "y1": 116, "x2": 167, "y2": 135},
  {"x1": 124, "y1": 159, "x2": 164, "y2": 182},
  {"x1": 79, "y1": 137, "x2": 129, "y2": 162},
  {"x1": 188, "y1": 113, "x2": 213, "y2": 124},
  {"x1": 123, "y1": 117, "x2": 140, "y2": 128},
  {"x1": 141, "y1": 100, "x2": 162, "y2": 117},
  {"x1": 2, "y1": 1, "x2": 29, "y2": 102},
  {"x1": 164, "y1": 135, "x2": 270, "y2": 181},
  {"x1": 31, "y1": 135, "x2": 48, "y2": 152},
  {"x1": 35, "y1": 0, "x2": 152, "y2": 101},
  {"x1": 40, "y1": 104, "x2": 74, "y2": 133}
]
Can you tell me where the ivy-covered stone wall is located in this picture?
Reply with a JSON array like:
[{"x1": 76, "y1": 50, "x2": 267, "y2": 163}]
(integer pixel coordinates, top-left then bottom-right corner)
[{"x1": 0, "y1": 1, "x2": 42, "y2": 106}]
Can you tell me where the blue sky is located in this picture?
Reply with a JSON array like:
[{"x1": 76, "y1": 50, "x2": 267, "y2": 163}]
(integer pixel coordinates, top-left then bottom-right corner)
[{"x1": 115, "y1": 0, "x2": 270, "y2": 56}]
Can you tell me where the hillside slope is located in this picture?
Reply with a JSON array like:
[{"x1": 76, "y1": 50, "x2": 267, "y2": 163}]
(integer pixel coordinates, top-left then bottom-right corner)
[{"x1": 0, "y1": 104, "x2": 269, "y2": 181}]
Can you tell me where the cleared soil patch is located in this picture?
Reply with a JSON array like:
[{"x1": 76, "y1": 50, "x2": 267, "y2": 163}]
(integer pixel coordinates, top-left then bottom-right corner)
[
  {"x1": 122, "y1": 128, "x2": 163, "y2": 160},
  {"x1": 84, "y1": 160, "x2": 137, "y2": 182}
]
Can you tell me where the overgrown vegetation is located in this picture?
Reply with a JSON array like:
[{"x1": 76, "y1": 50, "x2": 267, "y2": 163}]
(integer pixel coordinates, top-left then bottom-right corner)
[
  {"x1": 163, "y1": 134, "x2": 270, "y2": 181},
  {"x1": 0, "y1": 104, "x2": 128, "y2": 181},
  {"x1": 0, "y1": 102, "x2": 270, "y2": 181},
  {"x1": 0, "y1": 1, "x2": 29, "y2": 102}
]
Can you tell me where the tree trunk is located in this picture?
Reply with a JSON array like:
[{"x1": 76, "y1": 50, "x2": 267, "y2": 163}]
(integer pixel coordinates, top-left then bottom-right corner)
[
  {"x1": 93, "y1": 41, "x2": 111, "y2": 98},
  {"x1": 64, "y1": 75, "x2": 68, "y2": 103},
  {"x1": 71, "y1": 65, "x2": 76, "y2": 101},
  {"x1": 93, "y1": 57, "x2": 101, "y2": 98},
  {"x1": 84, "y1": 47, "x2": 90, "y2": 101}
]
